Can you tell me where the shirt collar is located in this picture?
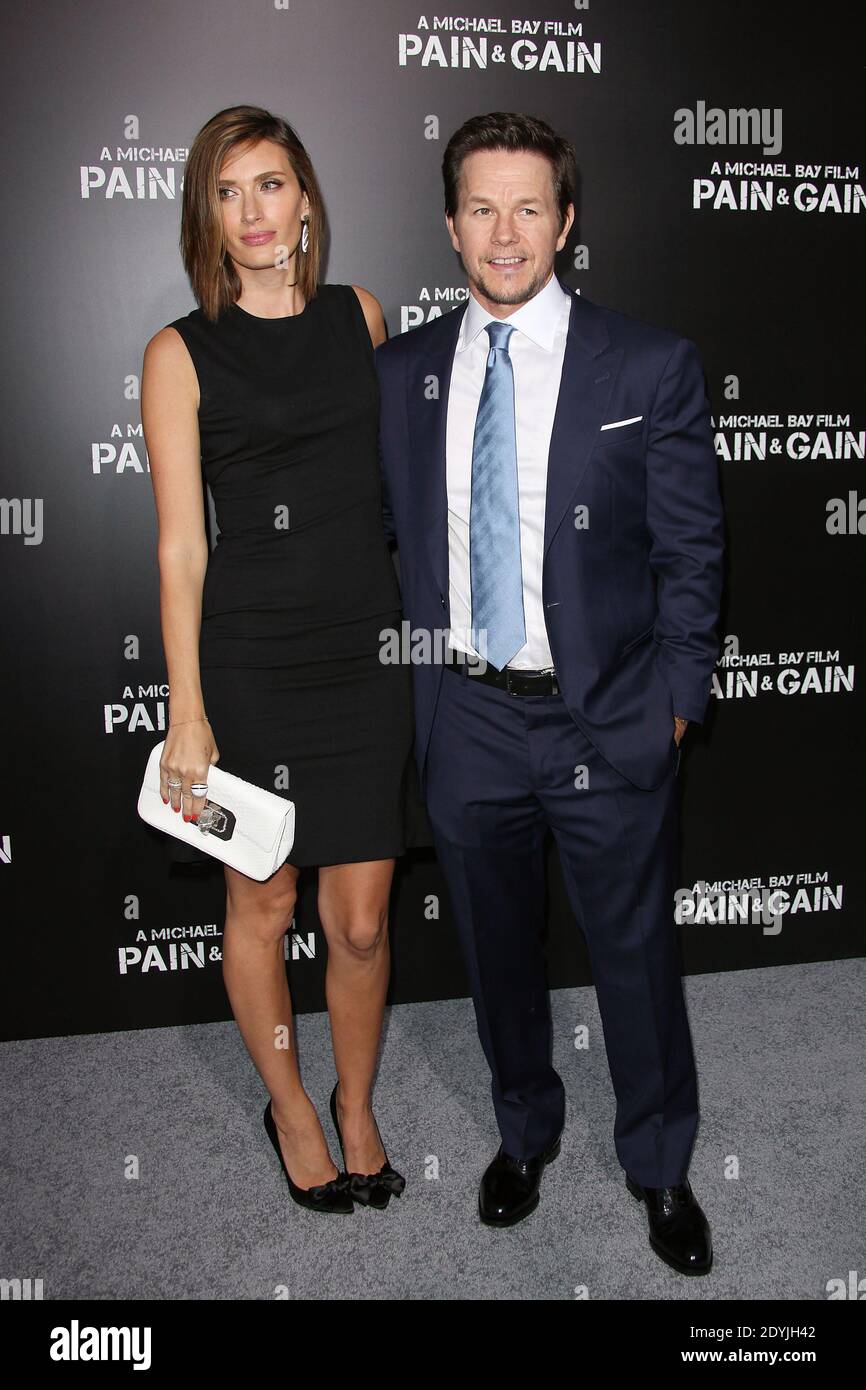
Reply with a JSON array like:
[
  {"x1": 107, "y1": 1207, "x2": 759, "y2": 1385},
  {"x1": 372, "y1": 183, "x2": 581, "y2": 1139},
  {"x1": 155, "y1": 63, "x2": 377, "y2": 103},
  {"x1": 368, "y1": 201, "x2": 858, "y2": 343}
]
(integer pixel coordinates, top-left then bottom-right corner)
[{"x1": 458, "y1": 272, "x2": 572, "y2": 354}]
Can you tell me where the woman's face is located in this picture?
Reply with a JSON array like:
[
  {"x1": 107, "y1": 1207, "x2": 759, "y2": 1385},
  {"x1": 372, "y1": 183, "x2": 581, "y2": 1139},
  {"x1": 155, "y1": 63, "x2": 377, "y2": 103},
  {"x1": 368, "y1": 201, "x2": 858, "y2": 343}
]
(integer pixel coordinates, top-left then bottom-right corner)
[{"x1": 217, "y1": 137, "x2": 310, "y2": 275}]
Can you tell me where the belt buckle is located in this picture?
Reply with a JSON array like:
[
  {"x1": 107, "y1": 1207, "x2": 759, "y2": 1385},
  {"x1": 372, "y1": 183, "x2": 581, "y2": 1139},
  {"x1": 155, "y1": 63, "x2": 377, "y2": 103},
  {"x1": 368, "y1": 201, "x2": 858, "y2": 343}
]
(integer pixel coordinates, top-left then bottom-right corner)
[
  {"x1": 504, "y1": 666, "x2": 559, "y2": 696},
  {"x1": 504, "y1": 666, "x2": 526, "y2": 696}
]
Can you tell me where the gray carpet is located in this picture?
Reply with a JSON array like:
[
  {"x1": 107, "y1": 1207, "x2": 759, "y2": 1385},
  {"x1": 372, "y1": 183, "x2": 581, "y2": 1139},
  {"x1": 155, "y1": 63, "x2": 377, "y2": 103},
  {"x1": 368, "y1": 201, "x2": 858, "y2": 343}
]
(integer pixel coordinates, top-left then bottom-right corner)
[{"x1": 1, "y1": 960, "x2": 862, "y2": 1300}]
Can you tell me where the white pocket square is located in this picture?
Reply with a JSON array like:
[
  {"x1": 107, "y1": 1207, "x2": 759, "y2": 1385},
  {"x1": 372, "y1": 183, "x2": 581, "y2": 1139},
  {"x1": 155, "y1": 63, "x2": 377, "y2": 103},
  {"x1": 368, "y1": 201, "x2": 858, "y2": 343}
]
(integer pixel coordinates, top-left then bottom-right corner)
[{"x1": 600, "y1": 415, "x2": 643, "y2": 431}]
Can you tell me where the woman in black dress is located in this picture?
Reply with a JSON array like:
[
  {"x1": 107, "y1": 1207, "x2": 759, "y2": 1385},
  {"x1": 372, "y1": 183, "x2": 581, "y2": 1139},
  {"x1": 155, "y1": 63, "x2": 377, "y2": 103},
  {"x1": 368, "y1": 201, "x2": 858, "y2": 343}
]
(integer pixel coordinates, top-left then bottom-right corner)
[{"x1": 141, "y1": 106, "x2": 423, "y2": 1213}]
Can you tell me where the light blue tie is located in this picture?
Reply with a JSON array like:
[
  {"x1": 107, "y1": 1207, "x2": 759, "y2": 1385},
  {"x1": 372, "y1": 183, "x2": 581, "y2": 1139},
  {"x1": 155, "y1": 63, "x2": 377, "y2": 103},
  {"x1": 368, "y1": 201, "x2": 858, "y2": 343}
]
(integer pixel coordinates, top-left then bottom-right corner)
[{"x1": 469, "y1": 321, "x2": 526, "y2": 670}]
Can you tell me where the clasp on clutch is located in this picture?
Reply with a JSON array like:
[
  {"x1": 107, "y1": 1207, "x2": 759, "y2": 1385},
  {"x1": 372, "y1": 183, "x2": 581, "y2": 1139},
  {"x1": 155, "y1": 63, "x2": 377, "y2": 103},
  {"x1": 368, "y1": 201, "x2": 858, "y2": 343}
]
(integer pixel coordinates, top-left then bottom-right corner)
[{"x1": 197, "y1": 799, "x2": 236, "y2": 841}]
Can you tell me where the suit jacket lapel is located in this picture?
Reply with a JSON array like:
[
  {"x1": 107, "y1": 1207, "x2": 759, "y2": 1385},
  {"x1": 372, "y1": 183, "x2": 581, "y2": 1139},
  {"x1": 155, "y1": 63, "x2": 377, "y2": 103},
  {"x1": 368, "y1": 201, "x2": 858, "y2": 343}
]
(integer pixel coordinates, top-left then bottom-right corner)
[
  {"x1": 406, "y1": 301, "x2": 467, "y2": 598},
  {"x1": 543, "y1": 289, "x2": 623, "y2": 557}
]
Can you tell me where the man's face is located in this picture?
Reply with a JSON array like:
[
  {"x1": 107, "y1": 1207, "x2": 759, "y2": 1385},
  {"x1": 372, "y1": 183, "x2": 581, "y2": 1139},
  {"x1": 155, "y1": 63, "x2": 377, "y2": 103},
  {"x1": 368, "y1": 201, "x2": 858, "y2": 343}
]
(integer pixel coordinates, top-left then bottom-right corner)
[{"x1": 445, "y1": 148, "x2": 574, "y2": 315}]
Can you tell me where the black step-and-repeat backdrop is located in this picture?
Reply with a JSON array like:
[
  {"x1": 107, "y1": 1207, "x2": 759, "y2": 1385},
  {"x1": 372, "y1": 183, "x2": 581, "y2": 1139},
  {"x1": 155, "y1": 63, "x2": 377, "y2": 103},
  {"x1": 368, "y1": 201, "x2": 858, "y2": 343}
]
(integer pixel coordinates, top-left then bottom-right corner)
[{"x1": 1, "y1": 1, "x2": 862, "y2": 1041}]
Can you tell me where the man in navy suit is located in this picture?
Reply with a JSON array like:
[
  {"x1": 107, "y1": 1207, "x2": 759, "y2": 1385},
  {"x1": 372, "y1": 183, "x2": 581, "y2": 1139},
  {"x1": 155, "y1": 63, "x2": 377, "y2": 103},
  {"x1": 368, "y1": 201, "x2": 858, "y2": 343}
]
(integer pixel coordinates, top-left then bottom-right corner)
[{"x1": 375, "y1": 113, "x2": 724, "y2": 1274}]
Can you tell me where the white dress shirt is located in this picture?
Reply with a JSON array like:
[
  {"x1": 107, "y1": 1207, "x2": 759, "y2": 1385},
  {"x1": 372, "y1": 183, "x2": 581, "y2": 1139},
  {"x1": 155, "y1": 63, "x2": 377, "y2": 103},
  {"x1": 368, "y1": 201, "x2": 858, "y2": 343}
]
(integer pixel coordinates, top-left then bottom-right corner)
[{"x1": 445, "y1": 272, "x2": 572, "y2": 670}]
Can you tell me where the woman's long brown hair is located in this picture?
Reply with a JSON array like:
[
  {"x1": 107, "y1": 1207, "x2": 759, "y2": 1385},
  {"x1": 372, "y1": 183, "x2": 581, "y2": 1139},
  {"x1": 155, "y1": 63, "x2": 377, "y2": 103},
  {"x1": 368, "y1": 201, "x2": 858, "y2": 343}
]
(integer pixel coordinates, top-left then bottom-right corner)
[{"x1": 180, "y1": 104, "x2": 326, "y2": 321}]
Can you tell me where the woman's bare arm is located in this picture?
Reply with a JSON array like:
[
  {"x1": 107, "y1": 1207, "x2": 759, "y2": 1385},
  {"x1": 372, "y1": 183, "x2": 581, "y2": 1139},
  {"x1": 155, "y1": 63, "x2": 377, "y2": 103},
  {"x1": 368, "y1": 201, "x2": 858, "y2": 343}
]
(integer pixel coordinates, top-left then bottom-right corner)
[
  {"x1": 141, "y1": 326, "x2": 209, "y2": 724},
  {"x1": 352, "y1": 285, "x2": 387, "y2": 348},
  {"x1": 141, "y1": 327, "x2": 219, "y2": 818}
]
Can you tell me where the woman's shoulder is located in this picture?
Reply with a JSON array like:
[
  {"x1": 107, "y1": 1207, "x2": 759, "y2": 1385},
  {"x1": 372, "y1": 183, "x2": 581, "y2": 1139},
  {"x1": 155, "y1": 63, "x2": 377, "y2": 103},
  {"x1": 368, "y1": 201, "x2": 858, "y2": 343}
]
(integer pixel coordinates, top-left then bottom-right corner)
[
  {"x1": 144, "y1": 312, "x2": 199, "y2": 361},
  {"x1": 154, "y1": 306, "x2": 228, "y2": 363},
  {"x1": 319, "y1": 283, "x2": 385, "y2": 349},
  {"x1": 141, "y1": 319, "x2": 200, "y2": 407},
  {"x1": 143, "y1": 307, "x2": 219, "y2": 393},
  {"x1": 163, "y1": 307, "x2": 211, "y2": 339},
  {"x1": 316, "y1": 281, "x2": 358, "y2": 297},
  {"x1": 317, "y1": 282, "x2": 380, "y2": 311},
  {"x1": 154, "y1": 307, "x2": 206, "y2": 347},
  {"x1": 167, "y1": 303, "x2": 203, "y2": 323}
]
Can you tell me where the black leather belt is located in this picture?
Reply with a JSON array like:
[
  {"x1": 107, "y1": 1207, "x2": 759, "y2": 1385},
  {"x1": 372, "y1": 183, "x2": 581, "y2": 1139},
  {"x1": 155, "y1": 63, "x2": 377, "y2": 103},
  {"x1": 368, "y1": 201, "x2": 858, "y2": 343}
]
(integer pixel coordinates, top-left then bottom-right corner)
[{"x1": 446, "y1": 656, "x2": 561, "y2": 697}]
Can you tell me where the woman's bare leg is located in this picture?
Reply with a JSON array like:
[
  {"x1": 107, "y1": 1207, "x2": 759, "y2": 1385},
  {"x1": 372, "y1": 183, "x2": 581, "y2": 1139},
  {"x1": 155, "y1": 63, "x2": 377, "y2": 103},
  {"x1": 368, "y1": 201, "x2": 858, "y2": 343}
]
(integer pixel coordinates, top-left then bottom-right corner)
[
  {"x1": 317, "y1": 859, "x2": 395, "y2": 1174},
  {"x1": 222, "y1": 861, "x2": 340, "y2": 1188}
]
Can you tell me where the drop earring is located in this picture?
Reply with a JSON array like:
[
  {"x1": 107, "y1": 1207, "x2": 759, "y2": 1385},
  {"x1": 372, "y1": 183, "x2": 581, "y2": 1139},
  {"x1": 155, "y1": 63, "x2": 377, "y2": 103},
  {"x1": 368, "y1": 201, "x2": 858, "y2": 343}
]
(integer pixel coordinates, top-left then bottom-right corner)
[{"x1": 301, "y1": 216, "x2": 309, "y2": 254}]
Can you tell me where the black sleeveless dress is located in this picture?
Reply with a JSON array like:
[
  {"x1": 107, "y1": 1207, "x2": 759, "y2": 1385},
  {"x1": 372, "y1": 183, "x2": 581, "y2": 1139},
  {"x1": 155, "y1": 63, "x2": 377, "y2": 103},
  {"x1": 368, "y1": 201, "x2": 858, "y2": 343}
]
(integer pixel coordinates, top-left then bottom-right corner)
[{"x1": 164, "y1": 283, "x2": 429, "y2": 869}]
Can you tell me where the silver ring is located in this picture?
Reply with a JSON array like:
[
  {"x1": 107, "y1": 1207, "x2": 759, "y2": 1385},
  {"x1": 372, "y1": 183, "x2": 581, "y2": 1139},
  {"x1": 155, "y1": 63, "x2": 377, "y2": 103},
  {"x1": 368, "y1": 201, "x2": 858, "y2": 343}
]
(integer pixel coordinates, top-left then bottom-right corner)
[
  {"x1": 190, "y1": 783, "x2": 208, "y2": 796},
  {"x1": 166, "y1": 778, "x2": 182, "y2": 788}
]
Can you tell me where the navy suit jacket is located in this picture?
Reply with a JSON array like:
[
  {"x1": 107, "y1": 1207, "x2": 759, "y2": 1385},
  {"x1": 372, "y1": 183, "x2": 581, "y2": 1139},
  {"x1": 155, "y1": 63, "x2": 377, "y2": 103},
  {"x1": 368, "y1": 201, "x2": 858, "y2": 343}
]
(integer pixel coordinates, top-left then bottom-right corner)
[{"x1": 375, "y1": 283, "x2": 725, "y2": 791}]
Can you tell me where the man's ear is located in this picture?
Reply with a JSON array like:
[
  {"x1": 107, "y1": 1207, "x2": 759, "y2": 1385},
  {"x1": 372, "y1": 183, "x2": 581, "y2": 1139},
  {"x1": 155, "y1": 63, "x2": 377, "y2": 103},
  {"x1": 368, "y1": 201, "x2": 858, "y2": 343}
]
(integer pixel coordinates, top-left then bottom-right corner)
[
  {"x1": 445, "y1": 212, "x2": 459, "y2": 252},
  {"x1": 556, "y1": 202, "x2": 575, "y2": 251}
]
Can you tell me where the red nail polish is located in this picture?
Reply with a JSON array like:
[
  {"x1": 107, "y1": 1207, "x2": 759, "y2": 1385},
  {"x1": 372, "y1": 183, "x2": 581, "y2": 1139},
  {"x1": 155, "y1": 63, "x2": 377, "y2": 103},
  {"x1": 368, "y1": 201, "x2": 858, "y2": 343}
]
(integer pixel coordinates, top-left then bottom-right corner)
[
  {"x1": 191, "y1": 815, "x2": 198, "y2": 823},
  {"x1": 183, "y1": 814, "x2": 190, "y2": 821},
  {"x1": 162, "y1": 797, "x2": 169, "y2": 804}
]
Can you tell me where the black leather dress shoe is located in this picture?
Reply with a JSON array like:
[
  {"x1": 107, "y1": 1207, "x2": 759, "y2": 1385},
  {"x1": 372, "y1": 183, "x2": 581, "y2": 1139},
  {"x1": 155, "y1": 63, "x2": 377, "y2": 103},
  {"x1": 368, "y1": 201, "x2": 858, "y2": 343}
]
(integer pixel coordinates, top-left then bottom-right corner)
[
  {"x1": 478, "y1": 1137, "x2": 561, "y2": 1227},
  {"x1": 626, "y1": 1174, "x2": 713, "y2": 1274}
]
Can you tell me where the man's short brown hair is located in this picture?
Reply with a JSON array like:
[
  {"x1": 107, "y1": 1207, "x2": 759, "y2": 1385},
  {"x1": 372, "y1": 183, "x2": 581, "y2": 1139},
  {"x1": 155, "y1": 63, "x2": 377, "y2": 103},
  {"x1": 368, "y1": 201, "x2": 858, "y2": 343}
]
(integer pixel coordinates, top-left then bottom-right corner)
[{"x1": 442, "y1": 112, "x2": 576, "y2": 230}]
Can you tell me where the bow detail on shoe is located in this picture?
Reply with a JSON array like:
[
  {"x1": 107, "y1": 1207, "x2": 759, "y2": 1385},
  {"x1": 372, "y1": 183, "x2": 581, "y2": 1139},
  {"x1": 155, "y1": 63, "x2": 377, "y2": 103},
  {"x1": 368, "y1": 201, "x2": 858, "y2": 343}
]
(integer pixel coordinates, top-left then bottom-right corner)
[
  {"x1": 346, "y1": 1163, "x2": 406, "y2": 1203},
  {"x1": 307, "y1": 1171, "x2": 353, "y2": 1199},
  {"x1": 328, "y1": 1082, "x2": 405, "y2": 1207}
]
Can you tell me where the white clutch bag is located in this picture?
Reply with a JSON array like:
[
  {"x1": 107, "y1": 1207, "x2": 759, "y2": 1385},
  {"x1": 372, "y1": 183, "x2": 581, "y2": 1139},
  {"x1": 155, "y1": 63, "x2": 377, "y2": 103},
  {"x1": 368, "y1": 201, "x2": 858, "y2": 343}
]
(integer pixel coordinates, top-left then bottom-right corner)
[{"x1": 137, "y1": 740, "x2": 295, "y2": 881}]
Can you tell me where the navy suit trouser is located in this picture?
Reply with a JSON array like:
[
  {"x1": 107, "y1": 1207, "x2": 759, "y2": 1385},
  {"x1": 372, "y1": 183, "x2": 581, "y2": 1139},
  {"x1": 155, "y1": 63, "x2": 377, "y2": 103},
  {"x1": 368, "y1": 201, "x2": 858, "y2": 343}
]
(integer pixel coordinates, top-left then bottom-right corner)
[{"x1": 423, "y1": 662, "x2": 699, "y2": 1188}]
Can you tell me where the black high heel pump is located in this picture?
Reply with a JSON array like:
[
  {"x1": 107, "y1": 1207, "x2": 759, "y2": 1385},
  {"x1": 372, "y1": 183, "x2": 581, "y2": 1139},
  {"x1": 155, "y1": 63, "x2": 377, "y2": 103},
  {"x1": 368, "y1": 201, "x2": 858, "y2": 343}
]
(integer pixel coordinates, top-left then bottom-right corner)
[
  {"x1": 263, "y1": 1100, "x2": 354, "y2": 1214},
  {"x1": 329, "y1": 1082, "x2": 406, "y2": 1209}
]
